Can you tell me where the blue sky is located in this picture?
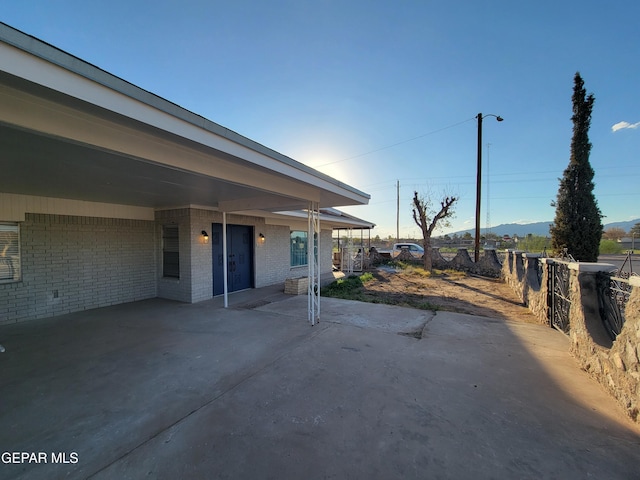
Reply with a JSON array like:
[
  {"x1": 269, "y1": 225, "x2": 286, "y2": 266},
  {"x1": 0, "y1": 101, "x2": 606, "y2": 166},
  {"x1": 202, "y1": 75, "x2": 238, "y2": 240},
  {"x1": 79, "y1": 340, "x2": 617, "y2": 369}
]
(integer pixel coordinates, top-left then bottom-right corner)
[{"x1": 3, "y1": 1, "x2": 639, "y2": 238}]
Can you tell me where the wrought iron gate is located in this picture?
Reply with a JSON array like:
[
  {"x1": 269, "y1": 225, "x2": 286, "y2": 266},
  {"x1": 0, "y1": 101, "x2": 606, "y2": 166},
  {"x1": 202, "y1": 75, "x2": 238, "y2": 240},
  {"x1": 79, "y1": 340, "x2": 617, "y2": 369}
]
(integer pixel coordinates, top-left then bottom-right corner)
[
  {"x1": 597, "y1": 271, "x2": 632, "y2": 341},
  {"x1": 547, "y1": 261, "x2": 571, "y2": 333},
  {"x1": 597, "y1": 251, "x2": 636, "y2": 340}
]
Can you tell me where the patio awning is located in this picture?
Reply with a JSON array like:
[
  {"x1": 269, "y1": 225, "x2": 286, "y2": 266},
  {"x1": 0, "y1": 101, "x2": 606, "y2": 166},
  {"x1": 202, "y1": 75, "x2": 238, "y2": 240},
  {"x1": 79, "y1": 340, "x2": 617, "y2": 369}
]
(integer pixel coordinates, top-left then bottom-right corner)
[{"x1": 0, "y1": 23, "x2": 370, "y2": 216}]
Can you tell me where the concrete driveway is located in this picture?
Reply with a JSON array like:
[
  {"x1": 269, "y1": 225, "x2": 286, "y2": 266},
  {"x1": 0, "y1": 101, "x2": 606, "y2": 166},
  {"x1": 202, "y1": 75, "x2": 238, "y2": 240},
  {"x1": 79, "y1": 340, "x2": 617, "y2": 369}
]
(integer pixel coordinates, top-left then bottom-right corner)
[{"x1": 1, "y1": 287, "x2": 639, "y2": 479}]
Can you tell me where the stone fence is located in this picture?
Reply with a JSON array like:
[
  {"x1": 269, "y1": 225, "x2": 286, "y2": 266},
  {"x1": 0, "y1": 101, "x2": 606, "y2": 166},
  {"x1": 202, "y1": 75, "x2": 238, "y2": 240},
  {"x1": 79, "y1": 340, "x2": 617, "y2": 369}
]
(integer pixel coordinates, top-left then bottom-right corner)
[
  {"x1": 502, "y1": 250, "x2": 640, "y2": 422},
  {"x1": 370, "y1": 247, "x2": 503, "y2": 277}
]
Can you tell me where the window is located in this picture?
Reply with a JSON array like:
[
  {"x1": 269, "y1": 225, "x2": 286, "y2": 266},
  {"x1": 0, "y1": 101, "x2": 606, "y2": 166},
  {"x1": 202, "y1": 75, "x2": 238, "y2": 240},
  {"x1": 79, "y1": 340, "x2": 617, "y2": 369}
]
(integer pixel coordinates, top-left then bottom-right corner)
[
  {"x1": 290, "y1": 231, "x2": 308, "y2": 267},
  {"x1": 162, "y1": 225, "x2": 179, "y2": 278},
  {"x1": 0, "y1": 223, "x2": 20, "y2": 283}
]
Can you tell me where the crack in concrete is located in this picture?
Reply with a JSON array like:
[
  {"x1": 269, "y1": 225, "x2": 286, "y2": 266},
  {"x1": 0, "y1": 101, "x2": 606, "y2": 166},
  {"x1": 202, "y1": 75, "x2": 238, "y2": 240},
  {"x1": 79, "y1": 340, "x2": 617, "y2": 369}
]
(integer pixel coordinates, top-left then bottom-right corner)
[{"x1": 86, "y1": 324, "x2": 329, "y2": 478}]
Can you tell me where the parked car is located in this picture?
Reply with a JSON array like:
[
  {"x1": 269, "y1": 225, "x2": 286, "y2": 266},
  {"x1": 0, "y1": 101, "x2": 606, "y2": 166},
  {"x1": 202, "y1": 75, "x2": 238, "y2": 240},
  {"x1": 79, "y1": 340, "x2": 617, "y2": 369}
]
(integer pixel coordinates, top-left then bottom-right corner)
[{"x1": 392, "y1": 243, "x2": 425, "y2": 258}]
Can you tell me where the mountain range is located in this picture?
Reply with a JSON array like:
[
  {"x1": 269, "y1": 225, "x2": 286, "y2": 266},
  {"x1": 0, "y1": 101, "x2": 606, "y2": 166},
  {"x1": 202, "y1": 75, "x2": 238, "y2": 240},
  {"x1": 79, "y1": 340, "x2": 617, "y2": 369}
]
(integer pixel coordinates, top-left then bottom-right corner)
[{"x1": 448, "y1": 218, "x2": 640, "y2": 238}]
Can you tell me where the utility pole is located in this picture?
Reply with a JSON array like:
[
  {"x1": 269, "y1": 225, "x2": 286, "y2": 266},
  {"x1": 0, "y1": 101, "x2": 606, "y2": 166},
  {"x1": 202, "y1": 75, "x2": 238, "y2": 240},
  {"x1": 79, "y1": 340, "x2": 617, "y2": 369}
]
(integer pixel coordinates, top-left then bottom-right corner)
[
  {"x1": 474, "y1": 113, "x2": 483, "y2": 263},
  {"x1": 396, "y1": 180, "x2": 400, "y2": 243},
  {"x1": 474, "y1": 113, "x2": 503, "y2": 262}
]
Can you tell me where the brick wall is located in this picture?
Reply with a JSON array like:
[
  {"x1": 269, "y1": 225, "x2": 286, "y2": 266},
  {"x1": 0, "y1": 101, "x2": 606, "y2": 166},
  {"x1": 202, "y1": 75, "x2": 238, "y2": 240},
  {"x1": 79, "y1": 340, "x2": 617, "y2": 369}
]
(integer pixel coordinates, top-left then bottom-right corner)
[
  {"x1": 320, "y1": 229, "x2": 332, "y2": 274},
  {"x1": 255, "y1": 225, "x2": 333, "y2": 287},
  {"x1": 189, "y1": 209, "x2": 214, "y2": 303},
  {"x1": 0, "y1": 208, "x2": 345, "y2": 323},
  {"x1": 255, "y1": 224, "x2": 291, "y2": 287},
  {"x1": 0, "y1": 214, "x2": 156, "y2": 324}
]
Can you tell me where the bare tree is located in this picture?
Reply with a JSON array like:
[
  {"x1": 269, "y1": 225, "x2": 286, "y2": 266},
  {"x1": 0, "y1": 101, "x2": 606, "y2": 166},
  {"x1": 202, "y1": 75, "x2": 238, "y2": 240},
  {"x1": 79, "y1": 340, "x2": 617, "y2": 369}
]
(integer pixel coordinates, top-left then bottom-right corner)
[
  {"x1": 412, "y1": 191, "x2": 458, "y2": 271},
  {"x1": 602, "y1": 227, "x2": 626, "y2": 241}
]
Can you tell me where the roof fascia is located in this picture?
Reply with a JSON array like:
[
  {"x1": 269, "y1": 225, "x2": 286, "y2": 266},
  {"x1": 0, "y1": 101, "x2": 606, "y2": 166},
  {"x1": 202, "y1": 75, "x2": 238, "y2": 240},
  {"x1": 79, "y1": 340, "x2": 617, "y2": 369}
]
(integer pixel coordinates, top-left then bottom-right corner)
[
  {"x1": 0, "y1": 23, "x2": 370, "y2": 205},
  {"x1": 244, "y1": 209, "x2": 375, "y2": 229}
]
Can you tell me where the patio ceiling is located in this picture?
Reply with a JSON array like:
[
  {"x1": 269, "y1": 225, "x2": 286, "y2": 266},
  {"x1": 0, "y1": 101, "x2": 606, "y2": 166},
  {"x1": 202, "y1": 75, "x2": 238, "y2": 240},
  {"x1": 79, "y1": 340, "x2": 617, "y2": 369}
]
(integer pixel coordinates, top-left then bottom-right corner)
[
  {"x1": 0, "y1": 120, "x2": 313, "y2": 213},
  {"x1": 0, "y1": 24, "x2": 370, "y2": 214}
]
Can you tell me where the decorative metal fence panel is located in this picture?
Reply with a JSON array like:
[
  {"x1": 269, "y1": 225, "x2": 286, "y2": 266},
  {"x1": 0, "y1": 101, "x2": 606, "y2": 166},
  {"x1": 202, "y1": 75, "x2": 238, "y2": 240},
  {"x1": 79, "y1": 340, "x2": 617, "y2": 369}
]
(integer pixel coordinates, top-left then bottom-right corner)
[
  {"x1": 597, "y1": 271, "x2": 632, "y2": 341},
  {"x1": 340, "y1": 247, "x2": 364, "y2": 273},
  {"x1": 547, "y1": 261, "x2": 571, "y2": 334},
  {"x1": 352, "y1": 250, "x2": 364, "y2": 272},
  {"x1": 618, "y1": 251, "x2": 636, "y2": 276}
]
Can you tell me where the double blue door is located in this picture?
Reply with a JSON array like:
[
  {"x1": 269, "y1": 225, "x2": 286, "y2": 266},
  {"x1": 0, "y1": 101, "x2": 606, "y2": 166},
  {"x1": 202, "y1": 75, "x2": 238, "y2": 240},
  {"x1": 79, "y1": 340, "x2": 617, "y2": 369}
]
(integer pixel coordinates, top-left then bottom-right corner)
[{"x1": 212, "y1": 224, "x2": 254, "y2": 296}]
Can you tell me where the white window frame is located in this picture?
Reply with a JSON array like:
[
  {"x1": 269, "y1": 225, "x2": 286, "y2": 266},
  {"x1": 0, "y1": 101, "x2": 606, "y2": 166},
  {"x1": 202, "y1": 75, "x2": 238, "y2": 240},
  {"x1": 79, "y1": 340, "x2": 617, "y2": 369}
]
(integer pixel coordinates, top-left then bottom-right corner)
[
  {"x1": 0, "y1": 222, "x2": 21, "y2": 283},
  {"x1": 290, "y1": 230, "x2": 308, "y2": 267}
]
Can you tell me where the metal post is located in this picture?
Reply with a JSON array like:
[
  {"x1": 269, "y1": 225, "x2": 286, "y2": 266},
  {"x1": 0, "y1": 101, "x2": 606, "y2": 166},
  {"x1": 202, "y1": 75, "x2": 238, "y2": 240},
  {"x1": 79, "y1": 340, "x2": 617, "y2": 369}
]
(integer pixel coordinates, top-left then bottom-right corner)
[
  {"x1": 222, "y1": 211, "x2": 228, "y2": 308},
  {"x1": 308, "y1": 202, "x2": 320, "y2": 325},
  {"x1": 346, "y1": 228, "x2": 353, "y2": 274}
]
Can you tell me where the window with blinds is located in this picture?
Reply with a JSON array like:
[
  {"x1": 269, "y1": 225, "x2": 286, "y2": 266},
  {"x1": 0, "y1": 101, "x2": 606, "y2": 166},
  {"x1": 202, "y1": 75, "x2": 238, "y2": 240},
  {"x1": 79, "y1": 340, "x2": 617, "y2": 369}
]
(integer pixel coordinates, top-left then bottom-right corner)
[
  {"x1": 162, "y1": 225, "x2": 180, "y2": 278},
  {"x1": 0, "y1": 223, "x2": 20, "y2": 283}
]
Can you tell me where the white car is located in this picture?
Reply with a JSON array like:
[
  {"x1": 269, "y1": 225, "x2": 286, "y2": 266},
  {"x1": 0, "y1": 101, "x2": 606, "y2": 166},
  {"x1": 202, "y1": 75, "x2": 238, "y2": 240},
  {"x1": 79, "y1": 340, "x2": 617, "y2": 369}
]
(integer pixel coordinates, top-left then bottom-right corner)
[{"x1": 392, "y1": 243, "x2": 425, "y2": 258}]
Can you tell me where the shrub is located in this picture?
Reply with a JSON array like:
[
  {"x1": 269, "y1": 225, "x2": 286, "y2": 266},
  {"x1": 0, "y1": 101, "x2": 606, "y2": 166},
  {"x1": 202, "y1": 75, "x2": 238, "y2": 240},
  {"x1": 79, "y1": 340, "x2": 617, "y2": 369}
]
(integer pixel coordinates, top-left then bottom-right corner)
[
  {"x1": 359, "y1": 272, "x2": 374, "y2": 283},
  {"x1": 402, "y1": 265, "x2": 431, "y2": 277},
  {"x1": 599, "y1": 239, "x2": 623, "y2": 255},
  {"x1": 322, "y1": 273, "x2": 373, "y2": 298}
]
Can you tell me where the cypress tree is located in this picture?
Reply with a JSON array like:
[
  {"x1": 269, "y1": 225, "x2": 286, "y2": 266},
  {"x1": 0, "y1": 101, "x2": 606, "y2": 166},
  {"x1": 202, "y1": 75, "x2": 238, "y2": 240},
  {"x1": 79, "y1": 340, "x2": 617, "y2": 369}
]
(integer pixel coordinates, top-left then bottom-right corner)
[{"x1": 550, "y1": 72, "x2": 603, "y2": 261}]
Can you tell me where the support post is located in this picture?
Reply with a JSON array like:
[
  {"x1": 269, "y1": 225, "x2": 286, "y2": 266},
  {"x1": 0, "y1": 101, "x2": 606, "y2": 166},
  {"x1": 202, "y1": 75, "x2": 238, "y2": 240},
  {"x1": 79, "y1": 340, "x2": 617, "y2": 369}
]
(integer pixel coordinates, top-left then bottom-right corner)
[
  {"x1": 308, "y1": 202, "x2": 320, "y2": 325},
  {"x1": 222, "y1": 211, "x2": 228, "y2": 308},
  {"x1": 345, "y1": 228, "x2": 354, "y2": 274}
]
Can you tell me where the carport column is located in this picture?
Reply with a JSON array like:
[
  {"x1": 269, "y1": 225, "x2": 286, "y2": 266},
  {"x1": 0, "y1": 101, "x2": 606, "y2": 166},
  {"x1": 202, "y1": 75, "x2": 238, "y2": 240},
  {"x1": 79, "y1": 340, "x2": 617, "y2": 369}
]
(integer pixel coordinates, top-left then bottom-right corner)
[
  {"x1": 223, "y1": 211, "x2": 228, "y2": 308},
  {"x1": 345, "y1": 228, "x2": 354, "y2": 274},
  {"x1": 308, "y1": 202, "x2": 320, "y2": 325}
]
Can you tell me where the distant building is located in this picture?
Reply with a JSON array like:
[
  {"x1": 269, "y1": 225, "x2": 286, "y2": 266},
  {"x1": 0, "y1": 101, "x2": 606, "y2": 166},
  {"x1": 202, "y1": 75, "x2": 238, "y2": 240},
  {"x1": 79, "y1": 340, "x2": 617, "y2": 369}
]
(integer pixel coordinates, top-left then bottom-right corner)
[{"x1": 618, "y1": 237, "x2": 637, "y2": 250}]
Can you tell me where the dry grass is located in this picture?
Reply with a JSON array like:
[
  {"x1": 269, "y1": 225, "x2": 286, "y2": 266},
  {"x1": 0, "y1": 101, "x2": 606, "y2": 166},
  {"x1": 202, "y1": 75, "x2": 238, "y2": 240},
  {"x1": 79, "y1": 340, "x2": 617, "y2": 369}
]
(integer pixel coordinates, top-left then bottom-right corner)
[{"x1": 323, "y1": 264, "x2": 536, "y2": 323}]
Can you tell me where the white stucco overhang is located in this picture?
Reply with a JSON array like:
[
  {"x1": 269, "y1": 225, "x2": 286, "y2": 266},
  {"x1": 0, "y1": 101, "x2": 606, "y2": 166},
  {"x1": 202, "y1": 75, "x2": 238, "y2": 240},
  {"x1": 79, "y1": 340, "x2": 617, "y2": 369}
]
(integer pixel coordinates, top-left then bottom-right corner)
[
  {"x1": 246, "y1": 208, "x2": 375, "y2": 230},
  {"x1": 0, "y1": 23, "x2": 370, "y2": 214}
]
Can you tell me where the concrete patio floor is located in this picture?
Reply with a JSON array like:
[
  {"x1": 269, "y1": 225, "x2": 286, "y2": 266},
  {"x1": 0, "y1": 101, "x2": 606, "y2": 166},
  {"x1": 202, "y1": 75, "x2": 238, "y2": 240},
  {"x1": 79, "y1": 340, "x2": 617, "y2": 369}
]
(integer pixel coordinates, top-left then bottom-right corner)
[{"x1": 1, "y1": 286, "x2": 639, "y2": 479}]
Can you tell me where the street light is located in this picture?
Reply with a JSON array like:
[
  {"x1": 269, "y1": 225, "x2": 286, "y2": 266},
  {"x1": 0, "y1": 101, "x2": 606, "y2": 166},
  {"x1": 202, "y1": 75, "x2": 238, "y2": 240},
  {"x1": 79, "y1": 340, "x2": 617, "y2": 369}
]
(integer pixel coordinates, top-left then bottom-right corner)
[{"x1": 475, "y1": 112, "x2": 503, "y2": 262}]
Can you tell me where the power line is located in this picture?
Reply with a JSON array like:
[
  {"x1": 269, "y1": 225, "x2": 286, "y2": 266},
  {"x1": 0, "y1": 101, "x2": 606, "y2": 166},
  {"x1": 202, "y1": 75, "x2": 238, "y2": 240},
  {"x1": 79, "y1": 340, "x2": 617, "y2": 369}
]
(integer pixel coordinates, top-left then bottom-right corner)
[
  {"x1": 314, "y1": 117, "x2": 476, "y2": 168},
  {"x1": 360, "y1": 169, "x2": 640, "y2": 192}
]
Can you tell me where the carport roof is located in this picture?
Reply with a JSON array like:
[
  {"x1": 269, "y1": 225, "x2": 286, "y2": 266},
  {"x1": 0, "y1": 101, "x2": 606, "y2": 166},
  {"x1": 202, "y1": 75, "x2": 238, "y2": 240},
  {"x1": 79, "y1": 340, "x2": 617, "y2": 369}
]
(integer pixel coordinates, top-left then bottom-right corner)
[
  {"x1": 0, "y1": 23, "x2": 370, "y2": 214},
  {"x1": 247, "y1": 207, "x2": 375, "y2": 230}
]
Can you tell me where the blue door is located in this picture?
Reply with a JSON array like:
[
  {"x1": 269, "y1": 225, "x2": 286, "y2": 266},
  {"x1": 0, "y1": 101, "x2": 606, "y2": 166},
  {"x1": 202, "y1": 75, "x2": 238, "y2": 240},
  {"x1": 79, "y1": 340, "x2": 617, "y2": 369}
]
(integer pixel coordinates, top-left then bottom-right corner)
[{"x1": 212, "y1": 223, "x2": 254, "y2": 295}]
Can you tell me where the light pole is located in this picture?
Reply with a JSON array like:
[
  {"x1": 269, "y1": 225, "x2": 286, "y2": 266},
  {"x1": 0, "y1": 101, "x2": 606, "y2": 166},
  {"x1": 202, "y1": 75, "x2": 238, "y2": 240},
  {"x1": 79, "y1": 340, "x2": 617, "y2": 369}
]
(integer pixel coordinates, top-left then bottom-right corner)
[{"x1": 474, "y1": 113, "x2": 503, "y2": 262}]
